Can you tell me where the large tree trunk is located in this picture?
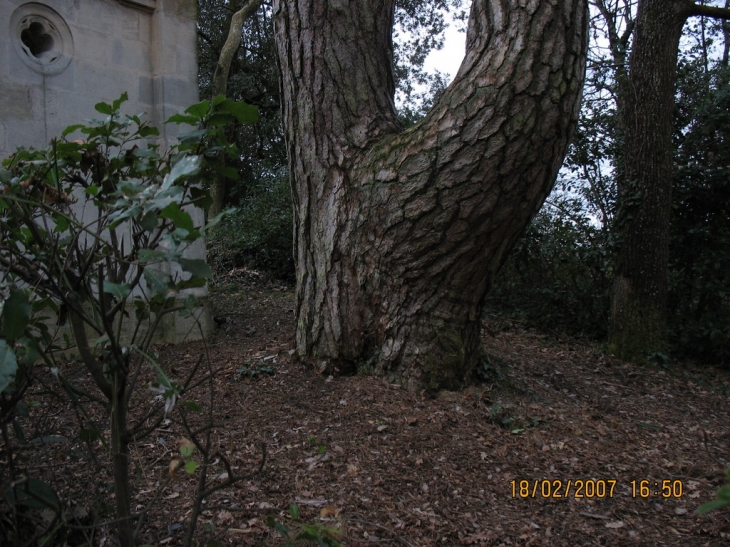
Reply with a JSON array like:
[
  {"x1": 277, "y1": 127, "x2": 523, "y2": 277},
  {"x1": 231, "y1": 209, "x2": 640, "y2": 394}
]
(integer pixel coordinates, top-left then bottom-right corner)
[
  {"x1": 273, "y1": 0, "x2": 588, "y2": 391},
  {"x1": 608, "y1": 0, "x2": 730, "y2": 362}
]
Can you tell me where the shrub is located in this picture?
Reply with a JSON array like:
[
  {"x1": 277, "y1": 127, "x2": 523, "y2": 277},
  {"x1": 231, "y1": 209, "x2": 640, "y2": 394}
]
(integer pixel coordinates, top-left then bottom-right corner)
[{"x1": 0, "y1": 93, "x2": 257, "y2": 547}]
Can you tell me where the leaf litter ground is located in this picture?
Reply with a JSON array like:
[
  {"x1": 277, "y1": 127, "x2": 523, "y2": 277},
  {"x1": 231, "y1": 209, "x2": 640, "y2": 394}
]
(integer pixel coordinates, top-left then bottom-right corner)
[{"x1": 9, "y1": 272, "x2": 730, "y2": 546}]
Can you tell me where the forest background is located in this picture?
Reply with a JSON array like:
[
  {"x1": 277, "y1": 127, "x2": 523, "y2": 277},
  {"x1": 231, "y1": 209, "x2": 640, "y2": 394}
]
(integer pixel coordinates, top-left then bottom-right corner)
[{"x1": 200, "y1": 0, "x2": 730, "y2": 367}]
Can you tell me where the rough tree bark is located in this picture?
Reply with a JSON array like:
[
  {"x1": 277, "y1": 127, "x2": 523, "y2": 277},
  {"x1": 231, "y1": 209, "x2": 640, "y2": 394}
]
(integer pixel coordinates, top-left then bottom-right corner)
[
  {"x1": 273, "y1": 0, "x2": 588, "y2": 391},
  {"x1": 608, "y1": 0, "x2": 730, "y2": 362}
]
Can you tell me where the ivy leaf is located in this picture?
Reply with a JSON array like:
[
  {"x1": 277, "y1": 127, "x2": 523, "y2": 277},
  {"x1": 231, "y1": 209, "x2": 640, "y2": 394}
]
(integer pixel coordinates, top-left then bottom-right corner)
[{"x1": 0, "y1": 340, "x2": 18, "y2": 393}]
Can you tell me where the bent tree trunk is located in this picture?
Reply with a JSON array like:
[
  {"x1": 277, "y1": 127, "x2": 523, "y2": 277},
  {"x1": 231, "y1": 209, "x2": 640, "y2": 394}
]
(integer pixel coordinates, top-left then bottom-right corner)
[{"x1": 273, "y1": 0, "x2": 588, "y2": 391}]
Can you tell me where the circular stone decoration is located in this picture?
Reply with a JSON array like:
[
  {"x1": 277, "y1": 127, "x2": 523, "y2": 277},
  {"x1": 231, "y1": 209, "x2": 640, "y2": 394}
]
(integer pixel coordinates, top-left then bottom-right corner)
[{"x1": 10, "y1": 3, "x2": 74, "y2": 75}]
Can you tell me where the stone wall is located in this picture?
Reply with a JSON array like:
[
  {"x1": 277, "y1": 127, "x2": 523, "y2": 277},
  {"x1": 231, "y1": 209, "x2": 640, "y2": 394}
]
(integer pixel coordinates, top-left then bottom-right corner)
[{"x1": 0, "y1": 0, "x2": 213, "y2": 343}]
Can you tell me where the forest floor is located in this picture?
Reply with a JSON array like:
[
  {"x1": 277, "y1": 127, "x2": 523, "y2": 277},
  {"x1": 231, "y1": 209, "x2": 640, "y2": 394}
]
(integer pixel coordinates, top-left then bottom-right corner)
[{"x1": 8, "y1": 270, "x2": 730, "y2": 547}]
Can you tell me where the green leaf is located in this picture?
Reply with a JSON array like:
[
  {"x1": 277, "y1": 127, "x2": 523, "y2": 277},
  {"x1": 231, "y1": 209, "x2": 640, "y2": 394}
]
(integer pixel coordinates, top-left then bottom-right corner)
[
  {"x1": 177, "y1": 277, "x2": 206, "y2": 290},
  {"x1": 103, "y1": 281, "x2": 131, "y2": 300},
  {"x1": 217, "y1": 98, "x2": 259, "y2": 125},
  {"x1": 211, "y1": 94, "x2": 228, "y2": 107},
  {"x1": 61, "y1": 124, "x2": 86, "y2": 137},
  {"x1": 184, "y1": 100, "x2": 211, "y2": 119},
  {"x1": 717, "y1": 484, "x2": 730, "y2": 502},
  {"x1": 189, "y1": 186, "x2": 213, "y2": 210},
  {"x1": 164, "y1": 156, "x2": 201, "y2": 188},
  {"x1": 184, "y1": 401, "x2": 202, "y2": 412},
  {"x1": 139, "y1": 211, "x2": 158, "y2": 232},
  {"x1": 179, "y1": 258, "x2": 212, "y2": 279},
  {"x1": 6, "y1": 478, "x2": 60, "y2": 510},
  {"x1": 161, "y1": 203, "x2": 195, "y2": 233},
  {"x1": 17, "y1": 337, "x2": 42, "y2": 366},
  {"x1": 218, "y1": 165, "x2": 240, "y2": 180},
  {"x1": 206, "y1": 113, "x2": 237, "y2": 127},
  {"x1": 112, "y1": 92, "x2": 129, "y2": 112},
  {"x1": 185, "y1": 460, "x2": 198, "y2": 474},
  {"x1": 138, "y1": 125, "x2": 160, "y2": 138},
  {"x1": 290, "y1": 504, "x2": 300, "y2": 520},
  {"x1": 144, "y1": 268, "x2": 172, "y2": 298},
  {"x1": 94, "y1": 101, "x2": 114, "y2": 115},
  {"x1": 0, "y1": 340, "x2": 19, "y2": 393},
  {"x1": 697, "y1": 499, "x2": 730, "y2": 514},
  {"x1": 203, "y1": 208, "x2": 234, "y2": 233},
  {"x1": 183, "y1": 294, "x2": 198, "y2": 313},
  {"x1": 180, "y1": 444, "x2": 194, "y2": 458},
  {"x1": 165, "y1": 113, "x2": 199, "y2": 126},
  {"x1": 2, "y1": 287, "x2": 31, "y2": 340},
  {"x1": 177, "y1": 129, "x2": 208, "y2": 146},
  {"x1": 139, "y1": 249, "x2": 168, "y2": 263}
]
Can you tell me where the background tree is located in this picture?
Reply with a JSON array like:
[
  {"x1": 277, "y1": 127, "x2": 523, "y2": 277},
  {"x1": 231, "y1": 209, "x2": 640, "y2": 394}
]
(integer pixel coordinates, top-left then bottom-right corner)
[
  {"x1": 488, "y1": 0, "x2": 730, "y2": 366},
  {"x1": 207, "y1": 0, "x2": 263, "y2": 219},
  {"x1": 272, "y1": 0, "x2": 588, "y2": 390},
  {"x1": 670, "y1": 16, "x2": 730, "y2": 363},
  {"x1": 608, "y1": 0, "x2": 730, "y2": 362}
]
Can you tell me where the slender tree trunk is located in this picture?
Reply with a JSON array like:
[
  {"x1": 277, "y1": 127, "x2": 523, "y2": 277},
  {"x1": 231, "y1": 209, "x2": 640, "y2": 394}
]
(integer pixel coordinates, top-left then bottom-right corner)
[
  {"x1": 608, "y1": 0, "x2": 730, "y2": 362},
  {"x1": 273, "y1": 0, "x2": 588, "y2": 391},
  {"x1": 208, "y1": 0, "x2": 262, "y2": 219},
  {"x1": 111, "y1": 384, "x2": 132, "y2": 547}
]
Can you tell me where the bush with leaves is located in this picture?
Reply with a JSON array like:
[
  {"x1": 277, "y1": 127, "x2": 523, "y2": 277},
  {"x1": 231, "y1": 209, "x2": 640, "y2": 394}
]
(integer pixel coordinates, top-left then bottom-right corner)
[
  {"x1": 486, "y1": 181, "x2": 614, "y2": 338},
  {"x1": 670, "y1": 60, "x2": 730, "y2": 364},
  {"x1": 0, "y1": 93, "x2": 257, "y2": 547},
  {"x1": 206, "y1": 168, "x2": 294, "y2": 280}
]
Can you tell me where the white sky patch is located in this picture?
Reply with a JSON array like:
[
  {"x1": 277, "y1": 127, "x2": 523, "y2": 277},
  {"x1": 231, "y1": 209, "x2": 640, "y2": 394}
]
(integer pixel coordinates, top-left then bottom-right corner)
[{"x1": 423, "y1": 24, "x2": 466, "y2": 82}]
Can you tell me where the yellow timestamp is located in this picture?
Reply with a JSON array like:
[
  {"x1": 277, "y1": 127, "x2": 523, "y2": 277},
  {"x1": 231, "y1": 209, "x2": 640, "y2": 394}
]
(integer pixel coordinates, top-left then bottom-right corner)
[
  {"x1": 510, "y1": 479, "x2": 617, "y2": 499},
  {"x1": 631, "y1": 479, "x2": 683, "y2": 498},
  {"x1": 509, "y1": 479, "x2": 685, "y2": 499}
]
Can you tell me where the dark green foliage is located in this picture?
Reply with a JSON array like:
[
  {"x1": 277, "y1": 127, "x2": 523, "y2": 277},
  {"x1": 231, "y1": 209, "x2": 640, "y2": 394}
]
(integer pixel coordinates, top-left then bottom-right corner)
[
  {"x1": 267, "y1": 504, "x2": 341, "y2": 547},
  {"x1": 486, "y1": 196, "x2": 613, "y2": 338},
  {"x1": 236, "y1": 363, "x2": 276, "y2": 379},
  {"x1": 697, "y1": 469, "x2": 730, "y2": 514},
  {"x1": 670, "y1": 58, "x2": 730, "y2": 363},
  {"x1": 206, "y1": 170, "x2": 294, "y2": 279}
]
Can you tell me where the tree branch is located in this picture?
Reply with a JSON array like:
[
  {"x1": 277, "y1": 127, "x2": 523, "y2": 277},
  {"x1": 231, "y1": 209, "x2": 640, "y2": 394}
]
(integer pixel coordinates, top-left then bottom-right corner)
[
  {"x1": 211, "y1": 0, "x2": 263, "y2": 98},
  {"x1": 687, "y1": 2, "x2": 730, "y2": 19}
]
